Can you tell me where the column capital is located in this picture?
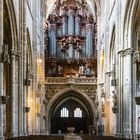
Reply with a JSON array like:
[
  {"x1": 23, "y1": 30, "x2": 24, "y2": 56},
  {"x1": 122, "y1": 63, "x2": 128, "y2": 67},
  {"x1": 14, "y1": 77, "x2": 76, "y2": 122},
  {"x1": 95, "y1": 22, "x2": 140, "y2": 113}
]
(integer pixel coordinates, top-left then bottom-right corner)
[
  {"x1": 105, "y1": 71, "x2": 112, "y2": 77},
  {"x1": 50, "y1": 24, "x2": 57, "y2": 32},
  {"x1": 68, "y1": 9, "x2": 74, "y2": 16},
  {"x1": 118, "y1": 49, "x2": 124, "y2": 57},
  {"x1": 123, "y1": 48, "x2": 133, "y2": 56},
  {"x1": 99, "y1": 82, "x2": 104, "y2": 87},
  {"x1": 133, "y1": 50, "x2": 140, "y2": 64},
  {"x1": 11, "y1": 49, "x2": 21, "y2": 57}
]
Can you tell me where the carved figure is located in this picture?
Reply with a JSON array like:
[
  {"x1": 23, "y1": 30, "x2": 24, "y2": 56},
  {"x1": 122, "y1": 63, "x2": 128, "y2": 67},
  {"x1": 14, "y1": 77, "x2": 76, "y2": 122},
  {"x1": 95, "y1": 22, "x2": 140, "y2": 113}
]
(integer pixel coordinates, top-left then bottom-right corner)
[
  {"x1": 79, "y1": 65, "x2": 85, "y2": 75},
  {"x1": 58, "y1": 65, "x2": 63, "y2": 76},
  {"x1": 112, "y1": 91, "x2": 117, "y2": 106},
  {"x1": 1, "y1": 44, "x2": 10, "y2": 64}
]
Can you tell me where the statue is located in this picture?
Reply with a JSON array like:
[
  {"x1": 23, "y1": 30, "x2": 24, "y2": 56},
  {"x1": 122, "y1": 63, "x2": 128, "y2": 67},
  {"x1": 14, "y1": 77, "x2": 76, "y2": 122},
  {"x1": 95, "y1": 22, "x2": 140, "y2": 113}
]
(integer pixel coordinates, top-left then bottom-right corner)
[
  {"x1": 112, "y1": 90, "x2": 118, "y2": 113},
  {"x1": 1, "y1": 43, "x2": 10, "y2": 64},
  {"x1": 58, "y1": 65, "x2": 63, "y2": 76},
  {"x1": 86, "y1": 14, "x2": 93, "y2": 24},
  {"x1": 79, "y1": 65, "x2": 85, "y2": 75},
  {"x1": 112, "y1": 91, "x2": 117, "y2": 107}
]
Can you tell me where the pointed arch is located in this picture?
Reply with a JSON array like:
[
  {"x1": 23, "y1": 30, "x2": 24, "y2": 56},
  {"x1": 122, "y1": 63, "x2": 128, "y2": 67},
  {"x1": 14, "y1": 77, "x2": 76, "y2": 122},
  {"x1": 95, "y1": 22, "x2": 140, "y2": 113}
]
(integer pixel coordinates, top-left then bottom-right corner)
[
  {"x1": 4, "y1": 0, "x2": 18, "y2": 50},
  {"x1": 45, "y1": 0, "x2": 98, "y2": 20},
  {"x1": 45, "y1": 88, "x2": 95, "y2": 134},
  {"x1": 109, "y1": 24, "x2": 116, "y2": 69}
]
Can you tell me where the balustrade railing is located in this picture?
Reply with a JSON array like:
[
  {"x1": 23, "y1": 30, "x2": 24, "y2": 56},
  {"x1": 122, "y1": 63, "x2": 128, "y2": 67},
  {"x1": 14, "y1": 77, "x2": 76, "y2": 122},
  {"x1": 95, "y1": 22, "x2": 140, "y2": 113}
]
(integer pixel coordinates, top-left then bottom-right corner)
[{"x1": 45, "y1": 77, "x2": 97, "y2": 84}]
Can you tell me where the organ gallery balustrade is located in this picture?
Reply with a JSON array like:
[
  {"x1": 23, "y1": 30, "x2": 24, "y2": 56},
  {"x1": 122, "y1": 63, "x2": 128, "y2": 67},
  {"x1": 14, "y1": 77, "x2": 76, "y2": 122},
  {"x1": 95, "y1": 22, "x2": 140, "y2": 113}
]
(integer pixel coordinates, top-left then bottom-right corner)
[{"x1": 45, "y1": 77, "x2": 97, "y2": 85}]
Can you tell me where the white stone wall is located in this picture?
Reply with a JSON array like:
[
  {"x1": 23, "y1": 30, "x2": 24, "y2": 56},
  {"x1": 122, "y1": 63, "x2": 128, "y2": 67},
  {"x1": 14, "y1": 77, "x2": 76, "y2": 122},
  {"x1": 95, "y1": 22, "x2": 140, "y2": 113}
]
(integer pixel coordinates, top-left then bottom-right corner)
[{"x1": 97, "y1": 0, "x2": 140, "y2": 138}]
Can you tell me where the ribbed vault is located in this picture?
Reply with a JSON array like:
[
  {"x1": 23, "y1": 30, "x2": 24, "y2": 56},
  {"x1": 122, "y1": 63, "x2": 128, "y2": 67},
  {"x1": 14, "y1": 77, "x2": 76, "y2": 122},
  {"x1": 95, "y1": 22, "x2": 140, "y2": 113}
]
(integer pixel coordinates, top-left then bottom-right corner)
[{"x1": 45, "y1": 0, "x2": 98, "y2": 18}]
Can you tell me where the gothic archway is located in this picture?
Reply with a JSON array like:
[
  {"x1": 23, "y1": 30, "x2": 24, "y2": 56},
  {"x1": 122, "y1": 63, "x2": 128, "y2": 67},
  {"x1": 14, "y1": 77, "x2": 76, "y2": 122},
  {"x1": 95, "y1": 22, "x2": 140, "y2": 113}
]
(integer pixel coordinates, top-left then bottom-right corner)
[
  {"x1": 3, "y1": 1, "x2": 12, "y2": 137},
  {"x1": 3, "y1": 0, "x2": 18, "y2": 138},
  {"x1": 45, "y1": 88, "x2": 95, "y2": 135}
]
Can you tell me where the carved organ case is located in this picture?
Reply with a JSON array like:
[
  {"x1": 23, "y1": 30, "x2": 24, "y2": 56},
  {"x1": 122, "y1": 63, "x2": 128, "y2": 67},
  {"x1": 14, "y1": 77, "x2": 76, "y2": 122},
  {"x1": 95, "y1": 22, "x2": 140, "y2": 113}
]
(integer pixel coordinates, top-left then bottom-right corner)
[{"x1": 45, "y1": 0, "x2": 97, "y2": 77}]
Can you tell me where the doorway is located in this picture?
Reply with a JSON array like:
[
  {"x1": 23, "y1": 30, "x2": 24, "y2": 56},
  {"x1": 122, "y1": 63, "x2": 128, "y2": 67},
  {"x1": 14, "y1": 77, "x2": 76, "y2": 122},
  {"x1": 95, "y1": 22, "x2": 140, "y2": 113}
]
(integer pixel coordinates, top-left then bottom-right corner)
[{"x1": 51, "y1": 99, "x2": 92, "y2": 134}]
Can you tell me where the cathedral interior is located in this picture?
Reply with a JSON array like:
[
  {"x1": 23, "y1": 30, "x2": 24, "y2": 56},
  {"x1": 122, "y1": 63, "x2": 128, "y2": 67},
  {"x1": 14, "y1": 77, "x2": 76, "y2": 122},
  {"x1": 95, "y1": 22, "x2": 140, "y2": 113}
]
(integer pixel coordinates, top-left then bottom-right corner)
[{"x1": 0, "y1": 0, "x2": 140, "y2": 140}]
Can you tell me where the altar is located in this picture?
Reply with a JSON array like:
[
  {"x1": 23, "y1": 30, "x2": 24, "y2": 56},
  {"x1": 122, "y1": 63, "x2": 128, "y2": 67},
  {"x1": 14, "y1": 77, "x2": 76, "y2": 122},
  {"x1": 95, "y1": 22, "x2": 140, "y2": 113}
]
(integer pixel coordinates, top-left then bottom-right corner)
[{"x1": 64, "y1": 127, "x2": 82, "y2": 140}]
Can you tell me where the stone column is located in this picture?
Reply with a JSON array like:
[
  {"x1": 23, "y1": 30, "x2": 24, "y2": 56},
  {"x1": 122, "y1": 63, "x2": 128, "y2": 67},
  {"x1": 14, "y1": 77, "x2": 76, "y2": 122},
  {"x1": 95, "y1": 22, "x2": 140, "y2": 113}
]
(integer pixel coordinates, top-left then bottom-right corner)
[
  {"x1": 68, "y1": 9, "x2": 74, "y2": 35},
  {"x1": 19, "y1": 0, "x2": 26, "y2": 136},
  {"x1": 86, "y1": 24, "x2": 93, "y2": 57},
  {"x1": 10, "y1": 51, "x2": 18, "y2": 137},
  {"x1": 122, "y1": 48, "x2": 133, "y2": 137},
  {"x1": 117, "y1": 50, "x2": 124, "y2": 136},
  {"x1": 104, "y1": 72, "x2": 111, "y2": 135},
  {"x1": 0, "y1": 0, "x2": 4, "y2": 139}
]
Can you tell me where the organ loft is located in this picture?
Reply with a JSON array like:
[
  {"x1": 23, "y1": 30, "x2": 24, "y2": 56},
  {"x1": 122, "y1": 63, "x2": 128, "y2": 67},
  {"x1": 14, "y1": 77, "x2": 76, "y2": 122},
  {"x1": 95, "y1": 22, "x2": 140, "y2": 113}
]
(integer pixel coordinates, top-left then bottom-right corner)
[
  {"x1": 44, "y1": 0, "x2": 98, "y2": 135},
  {"x1": 44, "y1": 0, "x2": 97, "y2": 78}
]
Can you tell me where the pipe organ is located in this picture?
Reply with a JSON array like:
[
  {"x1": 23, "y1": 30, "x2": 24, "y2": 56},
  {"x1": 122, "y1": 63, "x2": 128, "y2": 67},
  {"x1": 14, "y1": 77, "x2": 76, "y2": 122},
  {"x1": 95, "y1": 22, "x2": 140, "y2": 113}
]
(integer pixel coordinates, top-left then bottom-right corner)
[{"x1": 45, "y1": 0, "x2": 97, "y2": 77}]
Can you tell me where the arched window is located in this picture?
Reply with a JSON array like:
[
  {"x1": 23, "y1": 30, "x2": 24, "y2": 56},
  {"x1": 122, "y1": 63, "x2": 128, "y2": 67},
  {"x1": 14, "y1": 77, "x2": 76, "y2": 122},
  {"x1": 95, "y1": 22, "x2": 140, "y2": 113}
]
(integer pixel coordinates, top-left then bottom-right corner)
[
  {"x1": 60, "y1": 107, "x2": 69, "y2": 117},
  {"x1": 74, "y1": 108, "x2": 82, "y2": 118}
]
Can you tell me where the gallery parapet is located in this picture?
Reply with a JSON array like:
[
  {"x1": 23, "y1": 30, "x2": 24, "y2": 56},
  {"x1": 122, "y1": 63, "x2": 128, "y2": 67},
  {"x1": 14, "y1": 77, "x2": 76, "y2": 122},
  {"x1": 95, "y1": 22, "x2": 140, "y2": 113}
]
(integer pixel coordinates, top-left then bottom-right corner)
[{"x1": 44, "y1": 77, "x2": 97, "y2": 85}]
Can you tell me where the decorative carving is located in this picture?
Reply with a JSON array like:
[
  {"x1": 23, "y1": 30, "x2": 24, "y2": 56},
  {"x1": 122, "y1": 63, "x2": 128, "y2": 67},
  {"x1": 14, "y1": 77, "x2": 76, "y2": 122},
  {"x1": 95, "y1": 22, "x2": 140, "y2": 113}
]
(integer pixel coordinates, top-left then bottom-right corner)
[
  {"x1": 25, "y1": 69, "x2": 33, "y2": 86},
  {"x1": 111, "y1": 79, "x2": 116, "y2": 86},
  {"x1": 134, "y1": 51, "x2": 140, "y2": 64},
  {"x1": 86, "y1": 14, "x2": 93, "y2": 24},
  {"x1": 95, "y1": 100, "x2": 99, "y2": 108},
  {"x1": 84, "y1": 88, "x2": 96, "y2": 100},
  {"x1": 45, "y1": 77, "x2": 97, "y2": 84},
  {"x1": 37, "y1": 113, "x2": 41, "y2": 117},
  {"x1": 112, "y1": 91, "x2": 118, "y2": 113},
  {"x1": 102, "y1": 112, "x2": 105, "y2": 117},
  {"x1": 45, "y1": 84, "x2": 97, "y2": 101},
  {"x1": 118, "y1": 50, "x2": 124, "y2": 57},
  {"x1": 43, "y1": 115, "x2": 46, "y2": 120},
  {"x1": 105, "y1": 71, "x2": 112, "y2": 77},
  {"x1": 79, "y1": 65, "x2": 85, "y2": 75},
  {"x1": 101, "y1": 89, "x2": 105, "y2": 98},
  {"x1": 0, "y1": 95, "x2": 9, "y2": 104},
  {"x1": 43, "y1": 99, "x2": 48, "y2": 105},
  {"x1": 1, "y1": 44, "x2": 10, "y2": 64},
  {"x1": 48, "y1": 14, "x2": 57, "y2": 23},
  {"x1": 45, "y1": 86, "x2": 66, "y2": 100},
  {"x1": 57, "y1": 65, "x2": 63, "y2": 76},
  {"x1": 95, "y1": 111, "x2": 99, "y2": 121},
  {"x1": 101, "y1": 101, "x2": 105, "y2": 113},
  {"x1": 123, "y1": 48, "x2": 133, "y2": 56},
  {"x1": 45, "y1": 0, "x2": 97, "y2": 77},
  {"x1": 25, "y1": 107, "x2": 30, "y2": 113}
]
